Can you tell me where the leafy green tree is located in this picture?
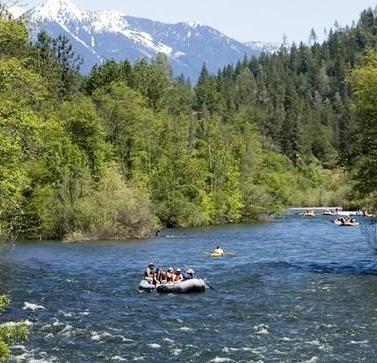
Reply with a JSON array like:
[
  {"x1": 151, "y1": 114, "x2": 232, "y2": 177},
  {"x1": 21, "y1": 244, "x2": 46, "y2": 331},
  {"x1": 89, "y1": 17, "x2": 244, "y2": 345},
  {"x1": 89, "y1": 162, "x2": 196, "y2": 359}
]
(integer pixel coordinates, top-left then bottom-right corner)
[
  {"x1": 84, "y1": 59, "x2": 133, "y2": 95},
  {"x1": 55, "y1": 97, "x2": 108, "y2": 179},
  {"x1": 93, "y1": 82, "x2": 162, "y2": 181},
  {"x1": 51, "y1": 35, "x2": 82, "y2": 98},
  {"x1": 349, "y1": 49, "x2": 377, "y2": 199},
  {"x1": 131, "y1": 55, "x2": 173, "y2": 110},
  {"x1": 0, "y1": 102, "x2": 45, "y2": 239},
  {"x1": 195, "y1": 63, "x2": 225, "y2": 115},
  {"x1": 0, "y1": 9, "x2": 29, "y2": 59}
]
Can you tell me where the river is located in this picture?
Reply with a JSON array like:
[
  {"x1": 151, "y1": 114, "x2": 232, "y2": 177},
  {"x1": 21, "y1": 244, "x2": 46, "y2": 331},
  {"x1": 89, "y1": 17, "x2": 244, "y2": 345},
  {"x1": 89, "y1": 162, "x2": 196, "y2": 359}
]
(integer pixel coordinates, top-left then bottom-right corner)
[{"x1": 1, "y1": 214, "x2": 377, "y2": 362}]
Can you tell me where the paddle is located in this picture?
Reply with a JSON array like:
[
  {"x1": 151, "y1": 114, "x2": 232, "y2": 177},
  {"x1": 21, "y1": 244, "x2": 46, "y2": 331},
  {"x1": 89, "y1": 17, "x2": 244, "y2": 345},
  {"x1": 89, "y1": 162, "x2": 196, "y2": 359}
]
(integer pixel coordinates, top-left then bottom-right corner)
[{"x1": 204, "y1": 279, "x2": 216, "y2": 290}]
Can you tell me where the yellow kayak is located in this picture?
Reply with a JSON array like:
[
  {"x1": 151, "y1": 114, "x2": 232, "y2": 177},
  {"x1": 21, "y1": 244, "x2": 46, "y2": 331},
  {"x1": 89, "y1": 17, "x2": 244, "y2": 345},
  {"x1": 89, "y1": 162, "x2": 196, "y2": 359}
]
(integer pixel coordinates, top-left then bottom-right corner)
[
  {"x1": 209, "y1": 252, "x2": 224, "y2": 257},
  {"x1": 207, "y1": 251, "x2": 235, "y2": 257}
]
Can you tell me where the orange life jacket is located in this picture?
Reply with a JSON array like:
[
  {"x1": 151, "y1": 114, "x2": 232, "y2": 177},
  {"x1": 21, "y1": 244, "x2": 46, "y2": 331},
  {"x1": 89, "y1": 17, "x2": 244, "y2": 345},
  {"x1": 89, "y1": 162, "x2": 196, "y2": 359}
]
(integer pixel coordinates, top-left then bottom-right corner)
[{"x1": 174, "y1": 273, "x2": 183, "y2": 282}]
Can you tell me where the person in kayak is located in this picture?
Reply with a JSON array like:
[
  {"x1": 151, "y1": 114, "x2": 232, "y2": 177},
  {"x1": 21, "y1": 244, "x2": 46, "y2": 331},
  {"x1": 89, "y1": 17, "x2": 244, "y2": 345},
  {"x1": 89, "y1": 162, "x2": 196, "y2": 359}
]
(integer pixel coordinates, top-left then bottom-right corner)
[
  {"x1": 212, "y1": 246, "x2": 224, "y2": 256},
  {"x1": 185, "y1": 268, "x2": 195, "y2": 280},
  {"x1": 174, "y1": 268, "x2": 183, "y2": 282}
]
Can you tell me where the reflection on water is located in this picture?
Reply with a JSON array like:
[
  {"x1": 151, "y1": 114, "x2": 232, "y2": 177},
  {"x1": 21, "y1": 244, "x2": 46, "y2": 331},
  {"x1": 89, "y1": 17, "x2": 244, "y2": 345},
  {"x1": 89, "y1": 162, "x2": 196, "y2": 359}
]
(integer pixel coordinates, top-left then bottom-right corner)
[{"x1": 1, "y1": 215, "x2": 377, "y2": 362}]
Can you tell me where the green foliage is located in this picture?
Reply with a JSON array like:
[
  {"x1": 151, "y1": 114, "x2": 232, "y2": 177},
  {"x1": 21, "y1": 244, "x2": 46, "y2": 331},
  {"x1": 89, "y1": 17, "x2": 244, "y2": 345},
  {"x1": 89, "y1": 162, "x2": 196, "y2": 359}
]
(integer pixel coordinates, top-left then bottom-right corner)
[
  {"x1": 62, "y1": 165, "x2": 158, "y2": 241},
  {"x1": 0, "y1": 9, "x2": 365, "y2": 241},
  {"x1": 0, "y1": 12, "x2": 29, "y2": 58},
  {"x1": 195, "y1": 64, "x2": 225, "y2": 115},
  {"x1": 84, "y1": 59, "x2": 133, "y2": 95},
  {"x1": 51, "y1": 35, "x2": 82, "y2": 98},
  {"x1": 207, "y1": 12, "x2": 377, "y2": 166},
  {"x1": 0, "y1": 101, "x2": 45, "y2": 239},
  {"x1": 349, "y1": 49, "x2": 377, "y2": 205},
  {"x1": 0, "y1": 295, "x2": 10, "y2": 313},
  {"x1": 55, "y1": 97, "x2": 108, "y2": 179},
  {"x1": 0, "y1": 58, "x2": 47, "y2": 105},
  {"x1": 0, "y1": 295, "x2": 28, "y2": 362},
  {"x1": 131, "y1": 55, "x2": 173, "y2": 110},
  {"x1": 93, "y1": 82, "x2": 162, "y2": 181}
]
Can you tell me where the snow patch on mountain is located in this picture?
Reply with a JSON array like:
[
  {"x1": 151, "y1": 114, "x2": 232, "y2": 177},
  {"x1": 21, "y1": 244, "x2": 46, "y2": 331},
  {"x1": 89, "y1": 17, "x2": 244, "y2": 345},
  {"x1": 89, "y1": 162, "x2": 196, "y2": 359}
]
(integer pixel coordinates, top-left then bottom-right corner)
[
  {"x1": 187, "y1": 21, "x2": 203, "y2": 29},
  {"x1": 60, "y1": 22, "x2": 98, "y2": 55},
  {"x1": 8, "y1": 5, "x2": 26, "y2": 18},
  {"x1": 32, "y1": 0, "x2": 83, "y2": 23},
  {"x1": 84, "y1": 10, "x2": 127, "y2": 33},
  {"x1": 119, "y1": 30, "x2": 173, "y2": 56},
  {"x1": 173, "y1": 51, "x2": 186, "y2": 58}
]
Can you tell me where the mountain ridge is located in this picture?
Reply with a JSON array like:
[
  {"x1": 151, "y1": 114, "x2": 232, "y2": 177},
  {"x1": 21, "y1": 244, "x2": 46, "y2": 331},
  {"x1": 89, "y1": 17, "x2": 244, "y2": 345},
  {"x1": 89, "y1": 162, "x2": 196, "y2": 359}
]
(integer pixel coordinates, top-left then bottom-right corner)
[{"x1": 12, "y1": 0, "x2": 271, "y2": 80}]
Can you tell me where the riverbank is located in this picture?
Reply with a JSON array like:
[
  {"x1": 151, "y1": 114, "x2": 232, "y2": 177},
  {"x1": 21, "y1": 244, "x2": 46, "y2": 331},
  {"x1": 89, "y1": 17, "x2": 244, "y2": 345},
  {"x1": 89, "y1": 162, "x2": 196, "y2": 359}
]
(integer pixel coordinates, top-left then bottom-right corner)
[{"x1": 6, "y1": 201, "x2": 364, "y2": 243}]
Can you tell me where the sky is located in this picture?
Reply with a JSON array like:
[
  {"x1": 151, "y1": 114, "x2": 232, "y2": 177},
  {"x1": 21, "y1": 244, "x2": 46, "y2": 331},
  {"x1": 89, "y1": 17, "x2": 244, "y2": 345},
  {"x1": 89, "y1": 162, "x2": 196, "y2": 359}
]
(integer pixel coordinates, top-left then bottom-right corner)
[{"x1": 24, "y1": 0, "x2": 377, "y2": 44}]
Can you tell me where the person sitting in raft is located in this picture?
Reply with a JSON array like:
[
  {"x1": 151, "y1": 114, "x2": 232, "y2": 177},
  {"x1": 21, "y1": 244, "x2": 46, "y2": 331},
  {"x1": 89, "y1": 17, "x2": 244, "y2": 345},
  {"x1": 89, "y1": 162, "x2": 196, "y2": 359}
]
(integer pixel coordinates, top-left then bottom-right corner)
[
  {"x1": 144, "y1": 263, "x2": 154, "y2": 281},
  {"x1": 174, "y1": 268, "x2": 184, "y2": 282},
  {"x1": 159, "y1": 268, "x2": 167, "y2": 283},
  {"x1": 166, "y1": 267, "x2": 174, "y2": 283},
  {"x1": 153, "y1": 267, "x2": 165, "y2": 285},
  {"x1": 184, "y1": 268, "x2": 195, "y2": 280},
  {"x1": 212, "y1": 246, "x2": 224, "y2": 256}
]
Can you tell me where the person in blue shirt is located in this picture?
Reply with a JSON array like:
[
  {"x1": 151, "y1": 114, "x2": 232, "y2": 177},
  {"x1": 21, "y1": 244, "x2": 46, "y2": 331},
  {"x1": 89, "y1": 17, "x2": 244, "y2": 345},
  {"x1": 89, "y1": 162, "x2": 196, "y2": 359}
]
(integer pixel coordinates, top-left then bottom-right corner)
[{"x1": 184, "y1": 268, "x2": 195, "y2": 280}]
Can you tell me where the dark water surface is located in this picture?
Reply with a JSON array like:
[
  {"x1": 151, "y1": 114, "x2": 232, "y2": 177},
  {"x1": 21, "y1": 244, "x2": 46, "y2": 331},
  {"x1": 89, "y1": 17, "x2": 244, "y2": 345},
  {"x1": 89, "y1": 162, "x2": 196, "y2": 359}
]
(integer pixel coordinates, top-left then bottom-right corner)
[{"x1": 2, "y1": 215, "x2": 377, "y2": 362}]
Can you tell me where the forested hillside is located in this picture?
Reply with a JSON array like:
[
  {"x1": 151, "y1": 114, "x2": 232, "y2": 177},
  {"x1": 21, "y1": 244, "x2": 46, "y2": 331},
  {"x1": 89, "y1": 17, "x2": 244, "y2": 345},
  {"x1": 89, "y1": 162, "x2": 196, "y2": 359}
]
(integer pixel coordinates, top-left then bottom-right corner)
[
  {"x1": 198, "y1": 8, "x2": 377, "y2": 167},
  {"x1": 2, "y1": 6, "x2": 377, "y2": 241}
]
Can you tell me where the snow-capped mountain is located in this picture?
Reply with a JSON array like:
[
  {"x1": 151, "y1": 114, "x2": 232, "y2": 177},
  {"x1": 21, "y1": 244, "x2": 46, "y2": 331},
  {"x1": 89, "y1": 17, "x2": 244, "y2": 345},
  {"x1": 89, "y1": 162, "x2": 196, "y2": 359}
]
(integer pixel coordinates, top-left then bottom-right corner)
[{"x1": 18, "y1": 0, "x2": 262, "y2": 80}]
